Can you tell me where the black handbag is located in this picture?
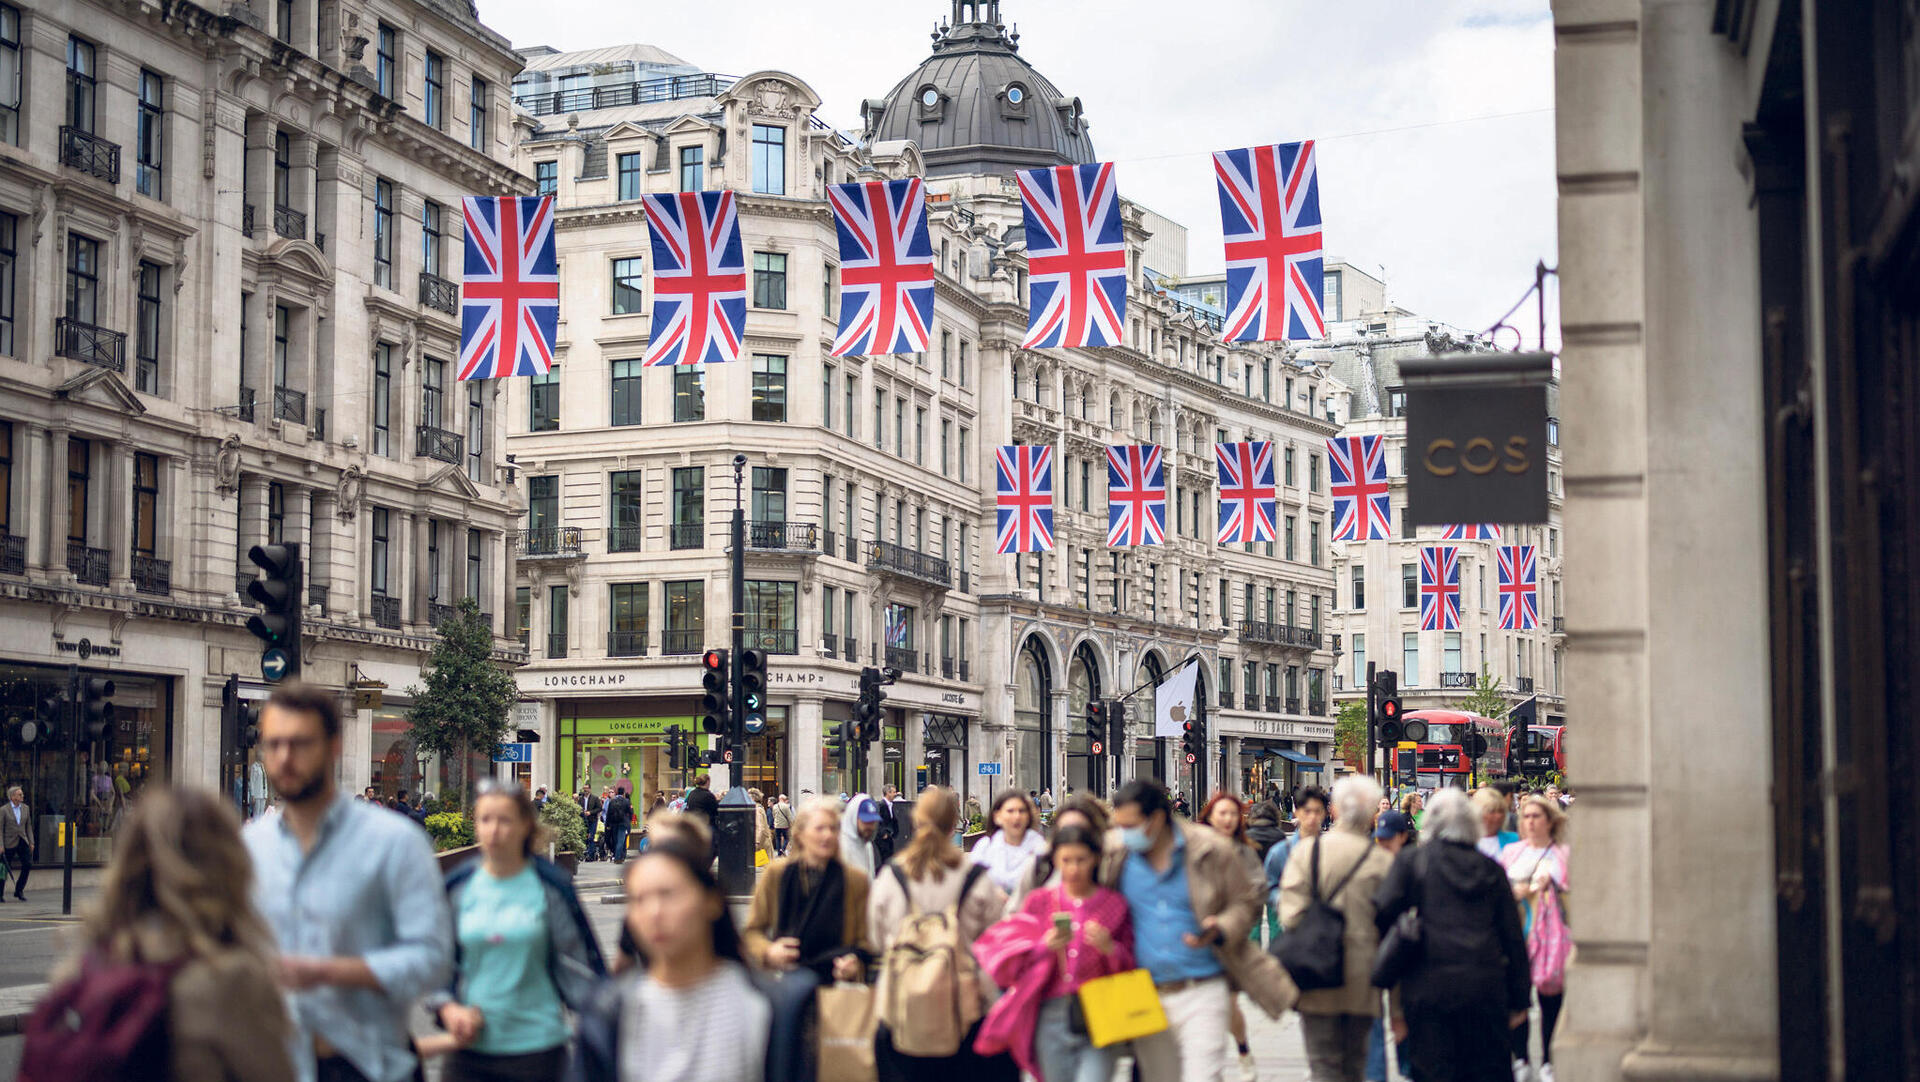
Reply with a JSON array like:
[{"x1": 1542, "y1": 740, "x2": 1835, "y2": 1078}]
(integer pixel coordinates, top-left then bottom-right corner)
[
  {"x1": 1272, "y1": 837, "x2": 1372, "y2": 991},
  {"x1": 1369, "y1": 907, "x2": 1423, "y2": 988}
]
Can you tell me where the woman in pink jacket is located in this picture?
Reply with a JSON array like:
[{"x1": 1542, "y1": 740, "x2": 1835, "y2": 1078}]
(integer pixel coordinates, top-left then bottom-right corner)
[{"x1": 974, "y1": 825, "x2": 1134, "y2": 1082}]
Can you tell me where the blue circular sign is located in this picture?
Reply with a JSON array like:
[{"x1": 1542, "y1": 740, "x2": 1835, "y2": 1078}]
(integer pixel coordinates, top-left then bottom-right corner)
[
  {"x1": 261, "y1": 648, "x2": 291, "y2": 682},
  {"x1": 744, "y1": 713, "x2": 767, "y2": 735}
]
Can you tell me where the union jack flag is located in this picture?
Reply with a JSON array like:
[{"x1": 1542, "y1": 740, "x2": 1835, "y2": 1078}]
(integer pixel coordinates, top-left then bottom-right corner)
[
  {"x1": 829, "y1": 178, "x2": 935, "y2": 357},
  {"x1": 641, "y1": 190, "x2": 747, "y2": 367},
  {"x1": 995, "y1": 444, "x2": 1055, "y2": 554},
  {"x1": 458, "y1": 196, "x2": 559, "y2": 380},
  {"x1": 885, "y1": 603, "x2": 911, "y2": 648},
  {"x1": 1106, "y1": 444, "x2": 1166, "y2": 547},
  {"x1": 1215, "y1": 441, "x2": 1278, "y2": 545},
  {"x1": 1327, "y1": 434, "x2": 1390, "y2": 541},
  {"x1": 1017, "y1": 162, "x2": 1128, "y2": 349},
  {"x1": 1442, "y1": 524, "x2": 1503, "y2": 541},
  {"x1": 1498, "y1": 545, "x2": 1538, "y2": 631},
  {"x1": 1213, "y1": 141, "x2": 1325, "y2": 342},
  {"x1": 1419, "y1": 545, "x2": 1462, "y2": 631}
]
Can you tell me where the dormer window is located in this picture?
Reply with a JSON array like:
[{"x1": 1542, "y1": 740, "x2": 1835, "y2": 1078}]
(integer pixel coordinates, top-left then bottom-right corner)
[
  {"x1": 1000, "y1": 83, "x2": 1029, "y2": 121},
  {"x1": 921, "y1": 87, "x2": 939, "y2": 107},
  {"x1": 1006, "y1": 85, "x2": 1024, "y2": 105},
  {"x1": 916, "y1": 84, "x2": 946, "y2": 123}
]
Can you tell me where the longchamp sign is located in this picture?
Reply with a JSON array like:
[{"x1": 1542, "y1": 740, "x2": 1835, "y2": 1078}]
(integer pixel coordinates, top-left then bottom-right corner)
[{"x1": 1400, "y1": 351, "x2": 1554, "y2": 526}]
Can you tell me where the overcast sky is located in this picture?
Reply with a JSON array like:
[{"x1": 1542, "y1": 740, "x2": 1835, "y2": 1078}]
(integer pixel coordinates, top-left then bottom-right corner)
[{"x1": 481, "y1": 0, "x2": 1558, "y2": 344}]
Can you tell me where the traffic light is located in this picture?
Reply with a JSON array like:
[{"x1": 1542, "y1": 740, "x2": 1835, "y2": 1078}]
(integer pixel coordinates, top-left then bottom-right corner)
[
  {"x1": 1372, "y1": 669, "x2": 1403, "y2": 743},
  {"x1": 738, "y1": 648, "x2": 768, "y2": 742},
  {"x1": 1107, "y1": 700, "x2": 1126, "y2": 757},
  {"x1": 238, "y1": 700, "x2": 261, "y2": 751},
  {"x1": 1180, "y1": 715, "x2": 1205, "y2": 765},
  {"x1": 700, "y1": 649, "x2": 731, "y2": 735},
  {"x1": 30, "y1": 690, "x2": 68, "y2": 748},
  {"x1": 244, "y1": 543, "x2": 303, "y2": 681},
  {"x1": 856, "y1": 667, "x2": 887, "y2": 745},
  {"x1": 828, "y1": 720, "x2": 856, "y2": 770},
  {"x1": 78, "y1": 676, "x2": 115, "y2": 743}
]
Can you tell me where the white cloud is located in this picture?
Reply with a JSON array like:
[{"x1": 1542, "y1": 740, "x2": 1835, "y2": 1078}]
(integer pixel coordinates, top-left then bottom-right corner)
[{"x1": 479, "y1": 0, "x2": 1557, "y2": 339}]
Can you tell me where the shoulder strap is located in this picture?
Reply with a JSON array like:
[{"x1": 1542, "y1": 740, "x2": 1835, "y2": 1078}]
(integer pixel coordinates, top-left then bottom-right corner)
[
  {"x1": 1321, "y1": 839, "x2": 1374, "y2": 905},
  {"x1": 890, "y1": 862, "x2": 916, "y2": 915},
  {"x1": 955, "y1": 862, "x2": 988, "y2": 909},
  {"x1": 1307, "y1": 833, "x2": 1324, "y2": 902}
]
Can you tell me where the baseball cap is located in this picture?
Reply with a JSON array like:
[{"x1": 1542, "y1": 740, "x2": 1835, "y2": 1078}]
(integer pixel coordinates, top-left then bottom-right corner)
[
  {"x1": 1374, "y1": 810, "x2": 1413, "y2": 839},
  {"x1": 856, "y1": 798, "x2": 884, "y2": 823}
]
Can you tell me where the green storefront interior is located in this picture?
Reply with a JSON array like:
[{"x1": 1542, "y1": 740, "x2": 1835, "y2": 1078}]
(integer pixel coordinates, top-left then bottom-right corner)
[{"x1": 559, "y1": 706, "x2": 788, "y2": 802}]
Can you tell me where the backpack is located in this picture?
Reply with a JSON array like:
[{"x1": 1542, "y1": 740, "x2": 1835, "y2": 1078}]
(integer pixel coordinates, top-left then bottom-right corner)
[
  {"x1": 20, "y1": 953, "x2": 185, "y2": 1082},
  {"x1": 877, "y1": 862, "x2": 989, "y2": 1057},
  {"x1": 1272, "y1": 836, "x2": 1373, "y2": 992}
]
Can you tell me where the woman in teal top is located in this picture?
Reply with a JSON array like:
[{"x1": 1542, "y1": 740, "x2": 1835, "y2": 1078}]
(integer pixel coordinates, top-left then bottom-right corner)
[{"x1": 429, "y1": 780, "x2": 606, "y2": 1082}]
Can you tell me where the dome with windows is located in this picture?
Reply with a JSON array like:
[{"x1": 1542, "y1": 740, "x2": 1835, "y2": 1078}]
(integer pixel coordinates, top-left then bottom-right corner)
[{"x1": 861, "y1": 1, "x2": 1096, "y2": 177}]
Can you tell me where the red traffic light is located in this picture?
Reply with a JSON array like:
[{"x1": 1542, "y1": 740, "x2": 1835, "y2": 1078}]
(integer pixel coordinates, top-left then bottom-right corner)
[
  {"x1": 1380, "y1": 699, "x2": 1400, "y2": 719},
  {"x1": 702, "y1": 650, "x2": 727, "y2": 670}
]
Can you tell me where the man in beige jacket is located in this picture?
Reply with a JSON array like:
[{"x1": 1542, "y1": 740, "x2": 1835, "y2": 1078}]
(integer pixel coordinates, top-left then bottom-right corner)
[{"x1": 1279, "y1": 773, "x2": 1394, "y2": 1082}]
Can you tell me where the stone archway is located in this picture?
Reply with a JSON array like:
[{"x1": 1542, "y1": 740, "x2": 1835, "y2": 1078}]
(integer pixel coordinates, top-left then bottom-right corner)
[
  {"x1": 1013, "y1": 634, "x2": 1055, "y2": 793},
  {"x1": 1066, "y1": 640, "x2": 1105, "y2": 797}
]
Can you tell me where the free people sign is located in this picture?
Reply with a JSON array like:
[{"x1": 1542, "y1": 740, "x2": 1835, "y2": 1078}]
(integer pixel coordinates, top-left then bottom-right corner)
[{"x1": 1399, "y1": 351, "x2": 1553, "y2": 527}]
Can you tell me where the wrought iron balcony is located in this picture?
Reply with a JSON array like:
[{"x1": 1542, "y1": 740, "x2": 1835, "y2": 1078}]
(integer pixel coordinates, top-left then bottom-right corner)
[
  {"x1": 823, "y1": 530, "x2": 837, "y2": 558},
  {"x1": 131, "y1": 555, "x2": 170, "y2": 596},
  {"x1": 662, "y1": 629, "x2": 702, "y2": 655},
  {"x1": 547, "y1": 632, "x2": 568, "y2": 658},
  {"x1": 745, "y1": 627, "x2": 798, "y2": 655},
  {"x1": 242, "y1": 203, "x2": 255, "y2": 237},
  {"x1": 847, "y1": 535, "x2": 862, "y2": 561},
  {"x1": 1239, "y1": 620, "x2": 1322, "y2": 649},
  {"x1": 419, "y1": 271, "x2": 459, "y2": 316},
  {"x1": 748, "y1": 521, "x2": 818, "y2": 552},
  {"x1": 55, "y1": 317, "x2": 127, "y2": 371},
  {"x1": 273, "y1": 386, "x2": 306, "y2": 424},
  {"x1": 1440, "y1": 671, "x2": 1476, "y2": 689},
  {"x1": 886, "y1": 645, "x2": 919, "y2": 672},
  {"x1": 59, "y1": 126, "x2": 119, "y2": 183},
  {"x1": 371, "y1": 593, "x2": 403, "y2": 629},
  {"x1": 0, "y1": 531, "x2": 24, "y2": 576},
  {"x1": 521, "y1": 526, "x2": 582, "y2": 558},
  {"x1": 959, "y1": 569, "x2": 971, "y2": 594},
  {"x1": 842, "y1": 638, "x2": 859, "y2": 664},
  {"x1": 821, "y1": 633, "x2": 839, "y2": 660},
  {"x1": 1515, "y1": 676, "x2": 1535, "y2": 694},
  {"x1": 867, "y1": 539, "x2": 951, "y2": 587},
  {"x1": 316, "y1": 232, "x2": 326, "y2": 252},
  {"x1": 1308, "y1": 697, "x2": 1326, "y2": 716},
  {"x1": 958, "y1": 660, "x2": 970, "y2": 682},
  {"x1": 1552, "y1": 616, "x2": 1565, "y2": 634},
  {"x1": 608, "y1": 630, "x2": 647, "y2": 657},
  {"x1": 1264, "y1": 696, "x2": 1283, "y2": 714},
  {"x1": 273, "y1": 203, "x2": 305, "y2": 240},
  {"x1": 608, "y1": 525, "x2": 644, "y2": 553},
  {"x1": 415, "y1": 424, "x2": 463, "y2": 464},
  {"x1": 941, "y1": 656, "x2": 955, "y2": 679},
  {"x1": 66, "y1": 542, "x2": 109, "y2": 586},
  {"x1": 428, "y1": 602, "x2": 459, "y2": 626},
  {"x1": 312, "y1": 407, "x2": 327, "y2": 440},
  {"x1": 308, "y1": 583, "x2": 329, "y2": 611},
  {"x1": 236, "y1": 571, "x2": 255, "y2": 596},
  {"x1": 1285, "y1": 697, "x2": 1303, "y2": 715},
  {"x1": 238, "y1": 386, "x2": 257, "y2": 422},
  {"x1": 1218, "y1": 690, "x2": 1235, "y2": 709},
  {"x1": 670, "y1": 522, "x2": 704, "y2": 550}
]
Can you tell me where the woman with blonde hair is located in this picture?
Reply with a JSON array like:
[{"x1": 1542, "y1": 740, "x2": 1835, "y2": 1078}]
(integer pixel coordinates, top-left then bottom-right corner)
[{"x1": 25, "y1": 787, "x2": 292, "y2": 1082}]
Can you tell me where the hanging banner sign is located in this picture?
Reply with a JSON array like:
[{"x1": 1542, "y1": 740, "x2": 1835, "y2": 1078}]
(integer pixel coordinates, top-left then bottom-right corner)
[{"x1": 1400, "y1": 352, "x2": 1554, "y2": 527}]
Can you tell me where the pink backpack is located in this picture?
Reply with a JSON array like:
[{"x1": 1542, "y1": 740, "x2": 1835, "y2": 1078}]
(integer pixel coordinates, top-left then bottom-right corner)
[{"x1": 20, "y1": 953, "x2": 184, "y2": 1082}]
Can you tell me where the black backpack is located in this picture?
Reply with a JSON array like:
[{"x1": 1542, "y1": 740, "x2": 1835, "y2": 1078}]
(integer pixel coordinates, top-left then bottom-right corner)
[{"x1": 1272, "y1": 836, "x2": 1373, "y2": 991}]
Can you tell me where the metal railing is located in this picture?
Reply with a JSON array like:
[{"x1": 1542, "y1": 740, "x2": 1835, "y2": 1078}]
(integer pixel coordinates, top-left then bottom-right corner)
[
  {"x1": 1308, "y1": 697, "x2": 1326, "y2": 716},
  {"x1": 747, "y1": 521, "x2": 818, "y2": 551},
  {"x1": 514, "y1": 71, "x2": 737, "y2": 117},
  {"x1": 959, "y1": 660, "x2": 970, "y2": 681},
  {"x1": 885, "y1": 645, "x2": 919, "y2": 672},
  {"x1": 312, "y1": 408, "x2": 327, "y2": 440},
  {"x1": 428, "y1": 602, "x2": 459, "y2": 626},
  {"x1": 842, "y1": 638, "x2": 859, "y2": 663},
  {"x1": 131, "y1": 555, "x2": 170, "y2": 596},
  {"x1": 1285, "y1": 697, "x2": 1302, "y2": 715},
  {"x1": 371, "y1": 594, "x2": 403, "y2": 629},
  {"x1": 308, "y1": 583, "x2": 329, "y2": 611},
  {"x1": 1239, "y1": 620, "x2": 1322, "y2": 649},
  {"x1": 236, "y1": 571, "x2": 255, "y2": 596},
  {"x1": 415, "y1": 424, "x2": 463, "y2": 464},
  {"x1": 66, "y1": 542, "x2": 109, "y2": 586},
  {"x1": 608, "y1": 630, "x2": 647, "y2": 657},
  {"x1": 547, "y1": 632, "x2": 568, "y2": 658},
  {"x1": 242, "y1": 203, "x2": 256, "y2": 237},
  {"x1": 274, "y1": 386, "x2": 306, "y2": 424},
  {"x1": 1515, "y1": 676, "x2": 1535, "y2": 694},
  {"x1": 419, "y1": 271, "x2": 459, "y2": 316},
  {"x1": 1264, "y1": 696, "x2": 1283, "y2": 714},
  {"x1": 1552, "y1": 616, "x2": 1565, "y2": 634},
  {"x1": 1440, "y1": 671, "x2": 1476, "y2": 689},
  {"x1": 745, "y1": 627, "x2": 798, "y2": 655},
  {"x1": 521, "y1": 526, "x2": 582, "y2": 557},
  {"x1": 670, "y1": 522, "x2": 703, "y2": 550},
  {"x1": 59, "y1": 126, "x2": 119, "y2": 183},
  {"x1": 1219, "y1": 690, "x2": 1235, "y2": 709},
  {"x1": 55, "y1": 317, "x2": 127, "y2": 371},
  {"x1": 823, "y1": 530, "x2": 837, "y2": 558},
  {"x1": 821, "y1": 633, "x2": 839, "y2": 659},
  {"x1": 238, "y1": 386, "x2": 256, "y2": 422},
  {"x1": 273, "y1": 203, "x2": 305, "y2": 240},
  {"x1": 847, "y1": 535, "x2": 862, "y2": 561},
  {"x1": 608, "y1": 525, "x2": 644, "y2": 553},
  {"x1": 662, "y1": 629, "x2": 702, "y2": 655},
  {"x1": 0, "y1": 532, "x2": 24, "y2": 576},
  {"x1": 867, "y1": 539, "x2": 951, "y2": 587},
  {"x1": 959, "y1": 569, "x2": 971, "y2": 593}
]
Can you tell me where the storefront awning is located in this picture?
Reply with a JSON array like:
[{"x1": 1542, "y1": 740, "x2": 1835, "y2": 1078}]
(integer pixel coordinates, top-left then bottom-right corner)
[{"x1": 1272, "y1": 748, "x2": 1322, "y2": 767}]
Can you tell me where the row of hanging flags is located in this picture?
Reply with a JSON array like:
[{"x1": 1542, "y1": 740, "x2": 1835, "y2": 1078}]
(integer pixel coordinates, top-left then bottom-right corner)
[{"x1": 455, "y1": 140, "x2": 1323, "y2": 378}]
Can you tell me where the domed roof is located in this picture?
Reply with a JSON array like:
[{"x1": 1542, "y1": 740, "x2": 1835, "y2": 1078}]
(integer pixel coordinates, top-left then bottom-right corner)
[{"x1": 862, "y1": 1, "x2": 1095, "y2": 177}]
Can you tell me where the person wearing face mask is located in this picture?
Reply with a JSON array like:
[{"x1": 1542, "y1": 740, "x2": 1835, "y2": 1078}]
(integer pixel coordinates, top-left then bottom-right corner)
[{"x1": 1104, "y1": 780, "x2": 1294, "y2": 1082}]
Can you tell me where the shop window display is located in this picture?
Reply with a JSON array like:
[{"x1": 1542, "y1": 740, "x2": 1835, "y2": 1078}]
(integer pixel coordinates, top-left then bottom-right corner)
[{"x1": 0, "y1": 662, "x2": 167, "y2": 863}]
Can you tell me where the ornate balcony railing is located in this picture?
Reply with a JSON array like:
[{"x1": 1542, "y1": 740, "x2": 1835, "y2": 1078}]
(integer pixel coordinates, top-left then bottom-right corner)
[
  {"x1": 662, "y1": 629, "x2": 702, "y2": 655},
  {"x1": 415, "y1": 424, "x2": 463, "y2": 464},
  {"x1": 273, "y1": 203, "x2": 305, "y2": 240},
  {"x1": 371, "y1": 594, "x2": 403, "y2": 629},
  {"x1": 131, "y1": 555, "x2": 170, "y2": 596},
  {"x1": 1218, "y1": 690, "x2": 1235, "y2": 709},
  {"x1": 747, "y1": 521, "x2": 818, "y2": 552},
  {"x1": 1239, "y1": 621, "x2": 1322, "y2": 649},
  {"x1": 608, "y1": 525, "x2": 644, "y2": 553},
  {"x1": 842, "y1": 638, "x2": 860, "y2": 664},
  {"x1": 516, "y1": 71, "x2": 736, "y2": 117},
  {"x1": 308, "y1": 583, "x2": 329, "y2": 611},
  {"x1": 0, "y1": 532, "x2": 25, "y2": 576},
  {"x1": 521, "y1": 526, "x2": 582, "y2": 558},
  {"x1": 608, "y1": 630, "x2": 647, "y2": 657},
  {"x1": 59, "y1": 126, "x2": 119, "y2": 183},
  {"x1": 1515, "y1": 676, "x2": 1535, "y2": 694},
  {"x1": 885, "y1": 645, "x2": 919, "y2": 672},
  {"x1": 867, "y1": 539, "x2": 951, "y2": 587},
  {"x1": 428, "y1": 602, "x2": 459, "y2": 627},
  {"x1": 1264, "y1": 696, "x2": 1283, "y2": 714},
  {"x1": 670, "y1": 522, "x2": 704, "y2": 550},
  {"x1": 238, "y1": 386, "x2": 257, "y2": 423},
  {"x1": 745, "y1": 627, "x2": 798, "y2": 655},
  {"x1": 1308, "y1": 697, "x2": 1326, "y2": 716},
  {"x1": 547, "y1": 632, "x2": 568, "y2": 658},
  {"x1": 1552, "y1": 617, "x2": 1566, "y2": 634},
  {"x1": 273, "y1": 386, "x2": 307, "y2": 424},
  {"x1": 55, "y1": 317, "x2": 127, "y2": 371},
  {"x1": 941, "y1": 656, "x2": 955, "y2": 679},
  {"x1": 958, "y1": 660, "x2": 970, "y2": 682},
  {"x1": 1285, "y1": 697, "x2": 1302, "y2": 715},
  {"x1": 66, "y1": 542, "x2": 109, "y2": 586},
  {"x1": 823, "y1": 530, "x2": 837, "y2": 558},
  {"x1": 419, "y1": 271, "x2": 459, "y2": 316},
  {"x1": 847, "y1": 535, "x2": 862, "y2": 561},
  {"x1": 242, "y1": 203, "x2": 256, "y2": 237},
  {"x1": 821, "y1": 633, "x2": 839, "y2": 660},
  {"x1": 1440, "y1": 671, "x2": 1477, "y2": 689}
]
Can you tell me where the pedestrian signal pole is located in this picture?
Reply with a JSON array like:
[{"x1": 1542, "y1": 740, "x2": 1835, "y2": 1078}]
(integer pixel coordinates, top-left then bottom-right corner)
[{"x1": 716, "y1": 453, "x2": 753, "y2": 900}]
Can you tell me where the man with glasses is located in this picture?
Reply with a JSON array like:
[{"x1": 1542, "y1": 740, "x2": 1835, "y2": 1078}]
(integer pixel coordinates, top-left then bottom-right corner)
[{"x1": 243, "y1": 683, "x2": 452, "y2": 1082}]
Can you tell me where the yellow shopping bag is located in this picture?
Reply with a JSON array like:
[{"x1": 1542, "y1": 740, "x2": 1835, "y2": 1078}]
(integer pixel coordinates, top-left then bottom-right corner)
[
  {"x1": 754, "y1": 848, "x2": 771, "y2": 868},
  {"x1": 1076, "y1": 968, "x2": 1168, "y2": 1048}
]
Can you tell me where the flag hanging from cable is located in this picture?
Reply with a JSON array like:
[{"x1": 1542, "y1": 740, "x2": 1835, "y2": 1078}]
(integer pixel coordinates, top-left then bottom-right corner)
[
  {"x1": 1419, "y1": 545, "x2": 1462, "y2": 631},
  {"x1": 1327, "y1": 434, "x2": 1391, "y2": 541},
  {"x1": 458, "y1": 196, "x2": 559, "y2": 380},
  {"x1": 1017, "y1": 162, "x2": 1128, "y2": 349},
  {"x1": 641, "y1": 190, "x2": 747, "y2": 366},
  {"x1": 995, "y1": 444, "x2": 1055, "y2": 554},
  {"x1": 1215, "y1": 441, "x2": 1278, "y2": 544},
  {"x1": 1213, "y1": 141, "x2": 1325, "y2": 342},
  {"x1": 1106, "y1": 444, "x2": 1167, "y2": 547},
  {"x1": 1498, "y1": 544, "x2": 1538, "y2": 630},
  {"x1": 1442, "y1": 524, "x2": 1503, "y2": 541},
  {"x1": 829, "y1": 177, "x2": 936, "y2": 357}
]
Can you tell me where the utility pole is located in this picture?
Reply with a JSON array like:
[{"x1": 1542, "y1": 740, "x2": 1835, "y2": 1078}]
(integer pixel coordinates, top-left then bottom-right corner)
[
  {"x1": 1365, "y1": 660, "x2": 1377, "y2": 786},
  {"x1": 716, "y1": 453, "x2": 753, "y2": 899},
  {"x1": 63, "y1": 663, "x2": 76, "y2": 917}
]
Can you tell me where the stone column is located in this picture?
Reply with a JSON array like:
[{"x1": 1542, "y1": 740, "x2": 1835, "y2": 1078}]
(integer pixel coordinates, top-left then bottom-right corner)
[
  {"x1": 398, "y1": 511, "x2": 420, "y2": 625},
  {"x1": 791, "y1": 696, "x2": 825, "y2": 797},
  {"x1": 243, "y1": 113, "x2": 275, "y2": 239},
  {"x1": 20, "y1": 422, "x2": 51, "y2": 573},
  {"x1": 237, "y1": 474, "x2": 269, "y2": 591},
  {"x1": 309, "y1": 490, "x2": 334, "y2": 615},
  {"x1": 106, "y1": 442, "x2": 133, "y2": 590},
  {"x1": 48, "y1": 430, "x2": 72, "y2": 577}
]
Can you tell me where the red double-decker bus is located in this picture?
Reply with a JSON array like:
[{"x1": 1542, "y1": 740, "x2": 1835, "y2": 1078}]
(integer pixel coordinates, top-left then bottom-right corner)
[
  {"x1": 1504, "y1": 724, "x2": 1567, "y2": 777},
  {"x1": 1398, "y1": 710, "x2": 1505, "y2": 789}
]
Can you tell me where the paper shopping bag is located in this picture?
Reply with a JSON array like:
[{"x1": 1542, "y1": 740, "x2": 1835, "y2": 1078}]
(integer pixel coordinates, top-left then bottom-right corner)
[
  {"x1": 1076, "y1": 968, "x2": 1168, "y2": 1049},
  {"x1": 815, "y1": 980, "x2": 878, "y2": 1082}
]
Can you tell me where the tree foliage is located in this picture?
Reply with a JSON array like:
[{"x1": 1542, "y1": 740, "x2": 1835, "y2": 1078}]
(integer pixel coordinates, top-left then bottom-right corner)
[
  {"x1": 539, "y1": 794, "x2": 587, "y2": 855},
  {"x1": 1452, "y1": 670, "x2": 1511, "y2": 720},
  {"x1": 406, "y1": 595, "x2": 519, "y2": 809},
  {"x1": 1334, "y1": 700, "x2": 1368, "y2": 770}
]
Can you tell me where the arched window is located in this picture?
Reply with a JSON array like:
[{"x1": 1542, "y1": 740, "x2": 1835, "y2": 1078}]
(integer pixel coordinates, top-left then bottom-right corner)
[
  {"x1": 1109, "y1": 393, "x2": 1122, "y2": 429},
  {"x1": 1015, "y1": 636, "x2": 1053, "y2": 791}
]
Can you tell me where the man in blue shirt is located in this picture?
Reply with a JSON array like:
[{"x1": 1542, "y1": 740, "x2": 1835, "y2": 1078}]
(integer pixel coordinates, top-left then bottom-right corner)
[
  {"x1": 1107, "y1": 780, "x2": 1291, "y2": 1082},
  {"x1": 244, "y1": 683, "x2": 452, "y2": 1082}
]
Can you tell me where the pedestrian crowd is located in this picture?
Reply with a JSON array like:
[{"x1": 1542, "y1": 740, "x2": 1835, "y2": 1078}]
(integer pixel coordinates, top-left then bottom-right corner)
[{"x1": 16, "y1": 680, "x2": 1572, "y2": 1082}]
